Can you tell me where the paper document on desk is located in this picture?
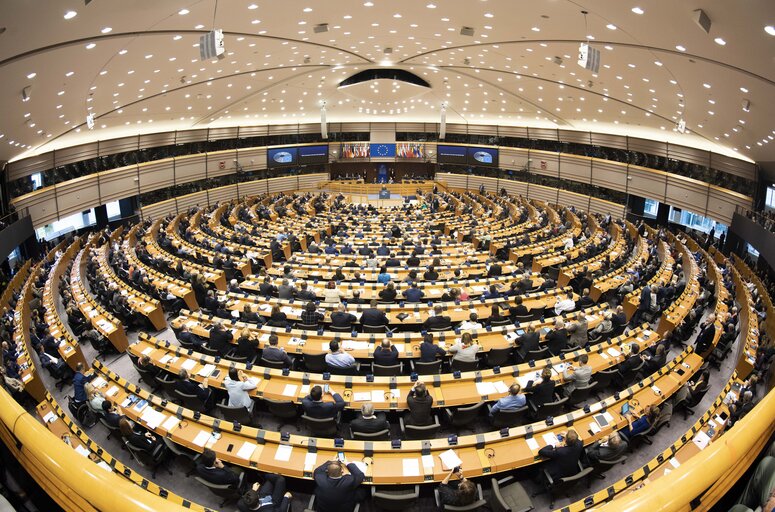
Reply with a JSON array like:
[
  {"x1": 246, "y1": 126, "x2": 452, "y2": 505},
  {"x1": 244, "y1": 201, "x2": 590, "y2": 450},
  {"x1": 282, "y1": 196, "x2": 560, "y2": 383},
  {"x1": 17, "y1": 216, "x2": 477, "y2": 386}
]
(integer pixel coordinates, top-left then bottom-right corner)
[
  {"x1": 504, "y1": 332, "x2": 518, "y2": 342},
  {"x1": 159, "y1": 354, "x2": 173, "y2": 365},
  {"x1": 402, "y1": 458, "x2": 420, "y2": 477},
  {"x1": 342, "y1": 340, "x2": 369, "y2": 351},
  {"x1": 91, "y1": 376, "x2": 107, "y2": 388},
  {"x1": 353, "y1": 392, "x2": 371, "y2": 402},
  {"x1": 692, "y1": 431, "x2": 712, "y2": 450},
  {"x1": 351, "y1": 461, "x2": 367, "y2": 474},
  {"x1": 391, "y1": 342, "x2": 405, "y2": 353},
  {"x1": 105, "y1": 386, "x2": 119, "y2": 397},
  {"x1": 304, "y1": 452, "x2": 317, "y2": 470},
  {"x1": 422, "y1": 454, "x2": 435, "y2": 469},
  {"x1": 141, "y1": 347, "x2": 154, "y2": 356},
  {"x1": 181, "y1": 359, "x2": 197, "y2": 371},
  {"x1": 371, "y1": 390, "x2": 385, "y2": 403},
  {"x1": 476, "y1": 382, "x2": 497, "y2": 396},
  {"x1": 75, "y1": 445, "x2": 91, "y2": 457},
  {"x1": 198, "y1": 364, "x2": 216, "y2": 377},
  {"x1": 607, "y1": 347, "x2": 621, "y2": 357},
  {"x1": 669, "y1": 457, "x2": 681, "y2": 469},
  {"x1": 542, "y1": 433, "x2": 560, "y2": 447},
  {"x1": 161, "y1": 416, "x2": 180, "y2": 432},
  {"x1": 237, "y1": 442, "x2": 257, "y2": 460},
  {"x1": 526, "y1": 438, "x2": 540, "y2": 452},
  {"x1": 192, "y1": 430, "x2": 210, "y2": 447},
  {"x1": 494, "y1": 381, "x2": 509, "y2": 394},
  {"x1": 274, "y1": 444, "x2": 293, "y2": 462},
  {"x1": 282, "y1": 384, "x2": 298, "y2": 397},
  {"x1": 439, "y1": 449, "x2": 462, "y2": 471},
  {"x1": 141, "y1": 408, "x2": 166, "y2": 430},
  {"x1": 42, "y1": 411, "x2": 56, "y2": 424}
]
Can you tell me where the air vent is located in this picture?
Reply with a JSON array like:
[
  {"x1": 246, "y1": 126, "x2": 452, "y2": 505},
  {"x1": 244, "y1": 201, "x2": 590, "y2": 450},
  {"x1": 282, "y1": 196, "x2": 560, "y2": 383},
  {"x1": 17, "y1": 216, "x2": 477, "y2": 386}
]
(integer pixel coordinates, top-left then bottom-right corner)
[
  {"x1": 460, "y1": 26, "x2": 475, "y2": 36},
  {"x1": 313, "y1": 23, "x2": 329, "y2": 33}
]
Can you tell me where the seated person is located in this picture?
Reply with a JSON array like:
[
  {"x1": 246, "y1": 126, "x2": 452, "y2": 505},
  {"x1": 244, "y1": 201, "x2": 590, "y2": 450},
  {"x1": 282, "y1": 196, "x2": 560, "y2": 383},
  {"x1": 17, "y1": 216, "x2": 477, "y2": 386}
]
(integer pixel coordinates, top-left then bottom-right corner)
[
  {"x1": 509, "y1": 296, "x2": 530, "y2": 317},
  {"x1": 420, "y1": 333, "x2": 447, "y2": 362},
  {"x1": 196, "y1": 448, "x2": 244, "y2": 489},
  {"x1": 85, "y1": 382, "x2": 106, "y2": 415},
  {"x1": 361, "y1": 300, "x2": 389, "y2": 328},
  {"x1": 524, "y1": 367, "x2": 555, "y2": 411},
  {"x1": 378, "y1": 282, "x2": 397, "y2": 303},
  {"x1": 237, "y1": 475, "x2": 291, "y2": 512},
  {"x1": 405, "y1": 381, "x2": 434, "y2": 425},
  {"x1": 300, "y1": 301, "x2": 324, "y2": 327},
  {"x1": 330, "y1": 304, "x2": 357, "y2": 329},
  {"x1": 458, "y1": 313, "x2": 482, "y2": 331},
  {"x1": 266, "y1": 305, "x2": 288, "y2": 327},
  {"x1": 515, "y1": 325, "x2": 540, "y2": 361},
  {"x1": 175, "y1": 369, "x2": 212, "y2": 407},
  {"x1": 350, "y1": 403, "x2": 390, "y2": 434},
  {"x1": 373, "y1": 340, "x2": 399, "y2": 366},
  {"x1": 727, "y1": 454, "x2": 775, "y2": 512},
  {"x1": 545, "y1": 320, "x2": 569, "y2": 356},
  {"x1": 584, "y1": 431, "x2": 627, "y2": 464},
  {"x1": 100, "y1": 400, "x2": 125, "y2": 429},
  {"x1": 590, "y1": 311, "x2": 613, "y2": 337},
  {"x1": 561, "y1": 354, "x2": 592, "y2": 396},
  {"x1": 537, "y1": 429, "x2": 583, "y2": 483},
  {"x1": 325, "y1": 340, "x2": 356, "y2": 371},
  {"x1": 313, "y1": 458, "x2": 366, "y2": 512},
  {"x1": 437, "y1": 467, "x2": 477, "y2": 508},
  {"x1": 224, "y1": 367, "x2": 259, "y2": 412},
  {"x1": 622, "y1": 404, "x2": 660, "y2": 439},
  {"x1": 261, "y1": 333, "x2": 293, "y2": 367},
  {"x1": 118, "y1": 417, "x2": 165, "y2": 455},
  {"x1": 568, "y1": 317, "x2": 588, "y2": 348},
  {"x1": 423, "y1": 305, "x2": 452, "y2": 331},
  {"x1": 236, "y1": 328, "x2": 259, "y2": 359},
  {"x1": 178, "y1": 325, "x2": 204, "y2": 348},
  {"x1": 302, "y1": 384, "x2": 345, "y2": 419},
  {"x1": 207, "y1": 321, "x2": 234, "y2": 357},
  {"x1": 489, "y1": 383, "x2": 526, "y2": 419},
  {"x1": 403, "y1": 282, "x2": 425, "y2": 303},
  {"x1": 449, "y1": 332, "x2": 480, "y2": 363}
]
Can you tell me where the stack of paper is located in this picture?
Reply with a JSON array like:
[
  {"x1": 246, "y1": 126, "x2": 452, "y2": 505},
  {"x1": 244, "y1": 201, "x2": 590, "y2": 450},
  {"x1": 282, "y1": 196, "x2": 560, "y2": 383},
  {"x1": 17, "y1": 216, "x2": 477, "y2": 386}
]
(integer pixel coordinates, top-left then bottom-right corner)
[
  {"x1": 526, "y1": 438, "x2": 540, "y2": 452},
  {"x1": 181, "y1": 359, "x2": 197, "y2": 371},
  {"x1": 402, "y1": 458, "x2": 420, "y2": 477},
  {"x1": 141, "y1": 408, "x2": 166, "y2": 429},
  {"x1": 304, "y1": 452, "x2": 317, "y2": 470},
  {"x1": 493, "y1": 381, "x2": 509, "y2": 394},
  {"x1": 161, "y1": 416, "x2": 180, "y2": 432},
  {"x1": 282, "y1": 384, "x2": 298, "y2": 397},
  {"x1": 237, "y1": 442, "x2": 257, "y2": 460},
  {"x1": 275, "y1": 445, "x2": 293, "y2": 462},
  {"x1": 439, "y1": 449, "x2": 462, "y2": 470},
  {"x1": 607, "y1": 347, "x2": 621, "y2": 357},
  {"x1": 105, "y1": 386, "x2": 119, "y2": 397},
  {"x1": 421, "y1": 454, "x2": 434, "y2": 470},
  {"x1": 475, "y1": 382, "x2": 497, "y2": 396},
  {"x1": 542, "y1": 433, "x2": 559, "y2": 448},
  {"x1": 371, "y1": 390, "x2": 386, "y2": 403},
  {"x1": 192, "y1": 430, "x2": 210, "y2": 447},
  {"x1": 198, "y1": 364, "x2": 216, "y2": 377}
]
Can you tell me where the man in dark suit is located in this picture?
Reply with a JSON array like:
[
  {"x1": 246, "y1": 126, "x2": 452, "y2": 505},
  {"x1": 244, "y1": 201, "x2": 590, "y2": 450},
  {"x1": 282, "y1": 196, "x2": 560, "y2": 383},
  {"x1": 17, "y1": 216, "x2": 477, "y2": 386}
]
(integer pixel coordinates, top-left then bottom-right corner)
[
  {"x1": 302, "y1": 385, "x2": 345, "y2": 419},
  {"x1": 584, "y1": 431, "x2": 628, "y2": 464},
  {"x1": 330, "y1": 305, "x2": 357, "y2": 329},
  {"x1": 258, "y1": 277, "x2": 278, "y2": 298},
  {"x1": 313, "y1": 459, "x2": 366, "y2": 512},
  {"x1": 350, "y1": 403, "x2": 390, "y2": 434},
  {"x1": 631, "y1": 285, "x2": 652, "y2": 325},
  {"x1": 423, "y1": 305, "x2": 451, "y2": 331},
  {"x1": 423, "y1": 266, "x2": 439, "y2": 281},
  {"x1": 515, "y1": 325, "x2": 540, "y2": 361},
  {"x1": 406, "y1": 252, "x2": 421, "y2": 267},
  {"x1": 612, "y1": 305, "x2": 627, "y2": 330},
  {"x1": 196, "y1": 448, "x2": 244, "y2": 489},
  {"x1": 537, "y1": 429, "x2": 583, "y2": 483},
  {"x1": 376, "y1": 243, "x2": 390, "y2": 256},
  {"x1": 372, "y1": 340, "x2": 399, "y2": 366},
  {"x1": 545, "y1": 320, "x2": 569, "y2": 356},
  {"x1": 207, "y1": 321, "x2": 233, "y2": 357},
  {"x1": 403, "y1": 282, "x2": 425, "y2": 303},
  {"x1": 385, "y1": 254, "x2": 401, "y2": 267},
  {"x1": 487, "y1": 260, "x2": 503, "y2": 277},
  {"x1": 175, "y1": 369, "x2": 212, "y2": 407},
  {"x1": 361, "y1": 300, "x2": 389, "y2": 328},
  {"x1": 178, "y1": 325, "x2": 204, "y2": 348},
  {"x1": 694, "y1": 314, "x2": 718, "y2": 356}
]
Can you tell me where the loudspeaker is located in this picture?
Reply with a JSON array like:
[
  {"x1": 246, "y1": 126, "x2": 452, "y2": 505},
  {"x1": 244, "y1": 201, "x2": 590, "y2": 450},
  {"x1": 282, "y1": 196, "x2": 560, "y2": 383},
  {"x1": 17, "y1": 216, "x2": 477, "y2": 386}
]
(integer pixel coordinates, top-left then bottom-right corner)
[
  {"x1": 693, "y1": 9, "x2": 711, "y2": 34},
  {"x1": 199, "y1": 29, "x2": 225, "y2": 61},
  {"x1": 320, "y1": 103, "x2": 328, "y2": 139},
  {"x1": 577, "y1": 43, "x2": 600, "y2": 73}
]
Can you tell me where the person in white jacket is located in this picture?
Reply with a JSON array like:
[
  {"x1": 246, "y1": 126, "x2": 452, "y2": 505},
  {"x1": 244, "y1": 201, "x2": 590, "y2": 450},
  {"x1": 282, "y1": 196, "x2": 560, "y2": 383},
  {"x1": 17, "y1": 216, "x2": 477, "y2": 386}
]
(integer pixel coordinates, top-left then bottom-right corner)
[{"x1": 224, "y1": 368, "x2": 258, "y2": 412}]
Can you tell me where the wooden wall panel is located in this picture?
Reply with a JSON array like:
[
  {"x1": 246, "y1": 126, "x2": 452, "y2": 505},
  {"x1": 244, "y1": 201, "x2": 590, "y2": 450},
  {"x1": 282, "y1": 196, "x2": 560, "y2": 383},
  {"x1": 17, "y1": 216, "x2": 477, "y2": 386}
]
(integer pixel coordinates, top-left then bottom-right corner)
[
  {"x1": 560, "y1": 155, "x2": 592, "y2": 184},
  {"x1": 54, "y1": 179, "x2": 101, "y2": 219},
  {"x1": 138, "y1": 161, "x2": 174, "y2": 194},
  {"x1": 173, "y1": 154, "x2": 207, "y2": 183},
  {"x1": 627, "y1": 166, "x2": 668, "y2": 201},
  {"x1": 99, "y1": 167, "x2": 140, "y2": 203},
  {"x1": 665, "y1": 175, "x2": 710, "y2": 215}
]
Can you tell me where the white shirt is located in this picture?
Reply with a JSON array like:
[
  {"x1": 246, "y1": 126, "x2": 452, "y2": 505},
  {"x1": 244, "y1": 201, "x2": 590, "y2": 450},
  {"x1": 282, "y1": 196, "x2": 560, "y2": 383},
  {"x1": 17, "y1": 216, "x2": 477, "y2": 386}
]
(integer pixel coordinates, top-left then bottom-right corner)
[
  {"x1": 554, "y1": 297, "x2": 576, "y2": 315},
  {"x1": 225, "y1": 377, "x2": 258, "y2": 411},
  {"x1": 458, "y1": 320, "x2": 483, "y2": 331}
]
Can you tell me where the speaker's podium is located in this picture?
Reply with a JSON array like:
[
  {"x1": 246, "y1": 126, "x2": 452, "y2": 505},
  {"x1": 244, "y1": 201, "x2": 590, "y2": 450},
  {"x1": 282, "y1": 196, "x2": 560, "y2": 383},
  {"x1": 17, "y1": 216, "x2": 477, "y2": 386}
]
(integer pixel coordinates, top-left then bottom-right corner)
[{"x1": 378, "y1": 187, "x2": 391, "y2": 199}]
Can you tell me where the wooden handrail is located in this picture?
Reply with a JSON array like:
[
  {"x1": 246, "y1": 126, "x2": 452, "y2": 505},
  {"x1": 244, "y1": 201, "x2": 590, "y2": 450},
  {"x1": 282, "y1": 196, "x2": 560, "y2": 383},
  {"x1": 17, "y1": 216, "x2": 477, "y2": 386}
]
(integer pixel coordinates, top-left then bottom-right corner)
[{"x1": 0, "y1": 387, "x2": 192, "y2": 512}]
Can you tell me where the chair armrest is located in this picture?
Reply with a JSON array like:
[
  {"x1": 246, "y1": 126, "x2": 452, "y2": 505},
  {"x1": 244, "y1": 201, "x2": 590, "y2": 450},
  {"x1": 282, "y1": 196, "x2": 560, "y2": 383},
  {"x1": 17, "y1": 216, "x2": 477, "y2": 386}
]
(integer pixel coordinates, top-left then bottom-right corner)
[
  {"x1": 432, "y1": 414, "x2": 441, "y2": 427},
  {"x1": 442, "y1": 408, "x2": 453, "y2": 423},
  {"x1": 399, "y1": 416, "x2": 406, "y2": 434},
  {"x1": 494, "y1": 474, "x2": 515, "y2": 486},
  {"x1": 434, "y1": 487, "x2": 441, "y2": 509},
  {"x1": 409, "y1": 359, "x2": 417, "y2": 372},
  {"x1": 543, "y1": 468, "x2": 554, "y2": 485},
  {"x1": 476, "y1": 483, "x2": 484, "y2": 501}
]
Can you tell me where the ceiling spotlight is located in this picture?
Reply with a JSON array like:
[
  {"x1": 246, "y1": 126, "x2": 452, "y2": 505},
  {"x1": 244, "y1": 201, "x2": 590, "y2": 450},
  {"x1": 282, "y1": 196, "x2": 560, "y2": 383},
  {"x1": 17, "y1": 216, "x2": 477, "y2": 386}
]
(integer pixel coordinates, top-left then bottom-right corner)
[
  {"x1": 101, "y1": 27, "x2": 112, "y2": 33},
  {"x1": 765, "y1": 25, "x2": 775, "y2": 36},
  {"x1": 606, "y1": 24, "x2": 617, "y2": 30},
  {"x1": 63, "y1": 10, "x2": 77, "y2": 19},
  {"x1": 714, "y1": 37, "x2": 726, "y2": 45},
  {"x1": 631, "y1": 7, "x2": 644, "y2": 14},
  {"x1": 26, "y1": 72, "x2": 36, "y2": 79},
  {"x1": 178, "y1": 8, "x2": 190, "y2": 15}
]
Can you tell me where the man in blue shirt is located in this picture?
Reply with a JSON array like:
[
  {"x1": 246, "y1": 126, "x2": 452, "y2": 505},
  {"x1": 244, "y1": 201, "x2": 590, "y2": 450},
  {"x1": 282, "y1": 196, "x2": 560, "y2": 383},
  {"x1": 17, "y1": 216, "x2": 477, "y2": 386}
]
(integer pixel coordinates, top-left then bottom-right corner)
[
  {"x1": 324, "y1": 245, "x2": 339, "y2": 255},
  {"x1": 72, "y1": 362, "x2": 96, "y2": 404},
  {"x1": 489, "y1": 383, "x2": 526, "y2": 418},
  {"x1": 376, "y1": 243, "x2": 390, "y2": 256}
]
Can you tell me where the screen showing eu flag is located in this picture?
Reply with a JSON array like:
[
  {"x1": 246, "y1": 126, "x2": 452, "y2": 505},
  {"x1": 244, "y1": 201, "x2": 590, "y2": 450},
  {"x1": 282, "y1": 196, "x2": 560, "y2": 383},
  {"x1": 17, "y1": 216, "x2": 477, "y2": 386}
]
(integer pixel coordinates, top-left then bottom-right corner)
[
  {"x1": 298, "y1": 145, "x2": 329, "y2": 164},
  {"x1": 267, "y1": 147, "x2": 298, "y2": 168},
  {"x1": 370, "y1": 143, "x2": 396, "y2": 158},
  {"x1": 436, "y1": 145, "x2": 468, "y2": 164},
  {"x1": 467, "y1": 146, "x2": 498, "y2": 167}
]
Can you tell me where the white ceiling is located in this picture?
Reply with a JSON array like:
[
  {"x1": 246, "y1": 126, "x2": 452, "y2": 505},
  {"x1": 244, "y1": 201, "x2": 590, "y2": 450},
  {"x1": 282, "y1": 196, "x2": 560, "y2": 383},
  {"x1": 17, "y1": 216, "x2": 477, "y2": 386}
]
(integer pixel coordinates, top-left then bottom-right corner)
[{"x1": 1, "y1": 0, "x2": 774, "y2": 164}]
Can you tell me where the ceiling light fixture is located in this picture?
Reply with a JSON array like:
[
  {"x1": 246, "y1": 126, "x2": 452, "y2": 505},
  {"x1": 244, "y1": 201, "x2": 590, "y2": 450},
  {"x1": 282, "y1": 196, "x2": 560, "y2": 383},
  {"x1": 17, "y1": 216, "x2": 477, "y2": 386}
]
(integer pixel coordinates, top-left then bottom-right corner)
[
  {"x1": 675, "y1": 45, "x2": 686, "y2": 51},
  {"x1": 631, "y1": 7, "x2": 644, "y2": 14},
  {"x1": 178, "y1": 8, "x2": 190, "y2": 15},
  {"x1": 26, "y1": 72, "x2": 36, "y2": 79},
  {"x1": 86, "y1": 43, "x2": 96, "y2": 49},
  {"x1": 765, "y1": 25, "x2": 775, "y2": 36},
  {"x1": 714, "y1": 37, "x2": 726, "y2": 45},
  {"x1": 248, "y1": 4, "x2": 258, "y2": 9},
  {"x1": 606, "y1": 24, "x2": 617, "y2": 30},
  {"x1": 63, "y1": 10, "x2": 77, "y2": 19}
]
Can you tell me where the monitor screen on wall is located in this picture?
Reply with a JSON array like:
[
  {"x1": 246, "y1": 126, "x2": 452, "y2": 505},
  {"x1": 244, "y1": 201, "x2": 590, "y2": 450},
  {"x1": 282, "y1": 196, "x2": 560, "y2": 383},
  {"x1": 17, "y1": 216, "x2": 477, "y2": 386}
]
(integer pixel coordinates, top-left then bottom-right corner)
[
  {"x1": 298, "y1": 145, "x2": 329, "y2": 165},
  {"x1": 267, "y1": 147, "x2": 298, "y2": 168},
  {"x1": 436, "y1": 145, "x2": 468, "y2": 164},
  {"x1": 467, "y1": 146, "x2": 499, "y2": 167}
]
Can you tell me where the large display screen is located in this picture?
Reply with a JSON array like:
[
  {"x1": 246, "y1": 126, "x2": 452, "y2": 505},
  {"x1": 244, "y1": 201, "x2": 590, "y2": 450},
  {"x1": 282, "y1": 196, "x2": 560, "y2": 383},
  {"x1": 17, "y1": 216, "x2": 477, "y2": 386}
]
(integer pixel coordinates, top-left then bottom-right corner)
[
  {"x1": 298, "y1": 145, "x2": 329, "y2": 165},
  {"x1": 267, "y1": 147, "x2": 298, "y2": 168},
  {"x1": 467, "y1": 146, "x2": 498, "y2": 167},
  {"x1": 370, "y1": 143, "x2": 396, "y2": 158},
  {"x1": 436, "y1": 145, "x2": 468, "y2": 164}
]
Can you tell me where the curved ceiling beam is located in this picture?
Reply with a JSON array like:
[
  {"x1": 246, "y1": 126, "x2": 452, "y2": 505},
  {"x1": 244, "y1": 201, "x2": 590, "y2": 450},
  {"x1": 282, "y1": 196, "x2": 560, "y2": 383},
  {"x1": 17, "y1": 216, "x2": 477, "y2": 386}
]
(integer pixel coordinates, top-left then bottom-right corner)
[
  {"x1": 399, "y1": 39, "x2": 775, "y2": 88},
  {"x1": 0, "y1": 30, "x2": 372, "y2": 69}
]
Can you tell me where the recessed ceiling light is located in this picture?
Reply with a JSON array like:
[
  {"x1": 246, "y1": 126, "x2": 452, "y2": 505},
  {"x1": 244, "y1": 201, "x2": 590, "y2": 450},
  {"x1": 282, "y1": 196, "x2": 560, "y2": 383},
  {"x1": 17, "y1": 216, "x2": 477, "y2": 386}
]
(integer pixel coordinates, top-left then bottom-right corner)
[
  {"x1": 173, "y1": 35, "x2": 182, "y2": 40},
  {"x1": 703, "y1": 83, "x2": 711, "y2": 88},
  {"x1": 631, "y1": 7, "x2": 644, "y2": 14},
  {"x1": 765, "y1": 25, "x2": 775, "y2": 36},
  {"x1": 101, "y1": 27, "x2": 112, "y2": 34},
  {"x1": 740, "y1": 86, "x2": 748, "y2": 93},
  {"x1": 195, "y1": 24, "x2": 205, "y2": 29},
  {"x1": 118, "y1": 49, "x2": 127, "y2": 54},
  {"x1": 484, "y1": 12, "x2": 494, "y2": 18},
  {"x1": 65, "y1": 71, "x2": 74, "y2": 76},
  {"x1": 364, "y1": 1, "x2": 373, "y2": 6},
  {"x1": 303, "y1": 7, "x2": 312, "y2": 12},
  {"x1": 26, "y1": 72, "x2": 36, "y2": 79},
  {"x1": 63, "y1": 10, "x2": 77, "y2": 19},
  {"x1": 426, "y1": 3, "x2": 436, "y2": 7},
  {"x1": 252, "y1": 19, "x2": 261, "y2": 24},
  {"x1": 714, "y1": 37, "x2": 726, "y2": 45},
  {"x1": 531, "y1": 26, "x2": 540, "y2": 32},
  {"x1": 85, "y1": 43, "x2": 96, "y2": 49},
  {"x1": 606, "y1": 24, "x2": 617, "y2": 30},
  {"x1": 178, "y1": 8, "x2": 190, "y2": 15},
  {"x1": 586, "y1": 34, "x2": 595, "y2": 40},
  {"x1": 248, "y1": 3, "x2": 258, "y2": 9}
]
